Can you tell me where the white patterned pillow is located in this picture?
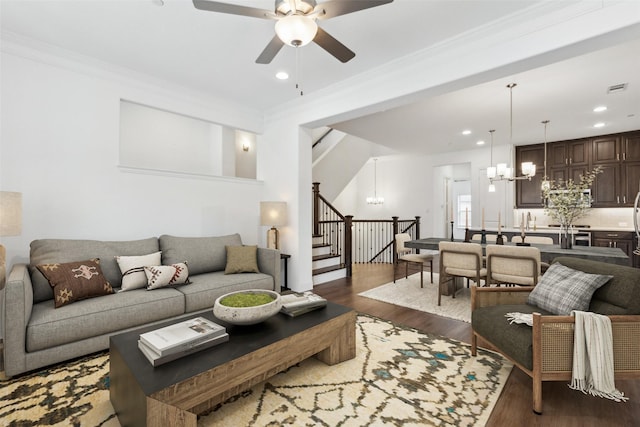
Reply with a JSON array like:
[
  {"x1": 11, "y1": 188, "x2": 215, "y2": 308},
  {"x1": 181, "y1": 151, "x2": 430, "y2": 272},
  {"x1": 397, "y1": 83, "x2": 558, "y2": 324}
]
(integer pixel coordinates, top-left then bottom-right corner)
[
  {"x1": 144, "y1": 262, "x2": 190, "y2": 290},
  {"x1": 116, "y1": 251, "x2": 162, "y2": 291},
  {"x1": 527, "y1": 263, "x2": 612, "y2": 315}
]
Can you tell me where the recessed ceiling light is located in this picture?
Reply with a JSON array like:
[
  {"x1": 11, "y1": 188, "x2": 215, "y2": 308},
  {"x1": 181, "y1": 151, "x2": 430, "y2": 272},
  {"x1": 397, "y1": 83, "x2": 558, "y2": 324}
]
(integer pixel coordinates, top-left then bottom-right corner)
[
  {"x1": 593, "y1": 122, "x2": 605, "y2": 128},
  {"x1": 275, "y1": 71, "x2": 289, "y2": 80},
  {"x1": 476, "y1": 140, "x2": 485, "y2": 146},
  {"x1": 462, "y1": 130, "x2": 471, "y2": 135},
  {"x1": 593, "y1": 106, "x2": 607, "y2": 113}
]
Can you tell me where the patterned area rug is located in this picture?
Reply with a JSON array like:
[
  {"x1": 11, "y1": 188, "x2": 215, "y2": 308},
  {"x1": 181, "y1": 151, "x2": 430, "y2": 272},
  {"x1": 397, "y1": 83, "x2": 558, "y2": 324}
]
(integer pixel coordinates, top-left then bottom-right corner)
[
  {"x1": 359, "y1": 273, "x2": 473, "y2": 323},
  {"x1": 0, "y1": 315, "x2": 511, "y2": 427}
]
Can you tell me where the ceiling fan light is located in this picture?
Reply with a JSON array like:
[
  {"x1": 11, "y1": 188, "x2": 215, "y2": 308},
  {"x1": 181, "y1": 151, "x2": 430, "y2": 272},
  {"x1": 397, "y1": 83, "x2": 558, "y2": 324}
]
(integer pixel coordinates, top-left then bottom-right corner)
[{"x1": 275, "y1": 15, "x2": 318, "y2": 47}]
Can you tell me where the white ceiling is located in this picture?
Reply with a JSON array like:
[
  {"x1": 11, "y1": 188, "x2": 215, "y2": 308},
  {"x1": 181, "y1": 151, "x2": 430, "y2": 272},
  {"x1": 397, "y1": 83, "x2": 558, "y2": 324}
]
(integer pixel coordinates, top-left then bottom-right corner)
[{"x1": 2, "y1": 0, "x2": 639, "y2": 155}]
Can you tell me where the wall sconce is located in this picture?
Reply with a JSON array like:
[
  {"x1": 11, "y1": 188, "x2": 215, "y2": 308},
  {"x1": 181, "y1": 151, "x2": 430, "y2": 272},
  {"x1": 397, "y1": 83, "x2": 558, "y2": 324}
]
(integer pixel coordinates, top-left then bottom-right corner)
[
  {"x1": 260, "y1": 201, "x2": 287, "y2": 250},
  {"x1": 242, "y1": 142, "x2": 250, "y2": 152}
]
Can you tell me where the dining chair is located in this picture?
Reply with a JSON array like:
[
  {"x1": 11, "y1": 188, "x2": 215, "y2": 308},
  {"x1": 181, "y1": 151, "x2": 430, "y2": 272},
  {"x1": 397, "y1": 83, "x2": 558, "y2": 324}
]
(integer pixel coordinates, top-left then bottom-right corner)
[
  {"x1": 394, "y1": 233, "x2": 438, "y2": 287},
  {"x1": 438, "y1": 241, "x2": 486, "y2": 306},
  {"x1": 485, "y1": 244, "x2": 541, "y2": 286},
  {"x1": 511, "y1": 235, "x2": 554, "y2": 245}
]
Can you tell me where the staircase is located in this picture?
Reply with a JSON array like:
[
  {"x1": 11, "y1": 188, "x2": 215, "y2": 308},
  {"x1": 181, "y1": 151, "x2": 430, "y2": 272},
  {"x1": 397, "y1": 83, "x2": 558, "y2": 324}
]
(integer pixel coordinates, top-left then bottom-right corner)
[{"x1": 312, "y1": 235, "x2": 347, "y2": 285}]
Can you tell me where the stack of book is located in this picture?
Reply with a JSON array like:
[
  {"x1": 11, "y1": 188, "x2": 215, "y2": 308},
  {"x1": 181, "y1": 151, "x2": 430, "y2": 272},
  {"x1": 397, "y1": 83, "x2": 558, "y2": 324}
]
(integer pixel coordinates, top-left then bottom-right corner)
[
  {"x1": 138, "y1": 317, "x2": 228, "y2": 367},
  {"x1": 280, "y1": 291, "x2": 327, "y2": 317}
]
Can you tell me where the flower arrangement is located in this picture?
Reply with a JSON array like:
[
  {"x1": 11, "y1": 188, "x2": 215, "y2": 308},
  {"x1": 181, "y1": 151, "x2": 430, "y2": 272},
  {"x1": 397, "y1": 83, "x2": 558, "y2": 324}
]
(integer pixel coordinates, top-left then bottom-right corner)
[{"x1": 541, "y1": 167, "x2": 602, "y2": 246}]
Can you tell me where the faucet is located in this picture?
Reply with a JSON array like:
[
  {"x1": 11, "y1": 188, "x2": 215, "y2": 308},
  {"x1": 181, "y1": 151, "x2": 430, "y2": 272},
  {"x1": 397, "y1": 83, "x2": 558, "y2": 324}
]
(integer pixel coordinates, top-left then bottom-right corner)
[{"x1": 526, "y1": 212, "x2": 532, "y2": 231}]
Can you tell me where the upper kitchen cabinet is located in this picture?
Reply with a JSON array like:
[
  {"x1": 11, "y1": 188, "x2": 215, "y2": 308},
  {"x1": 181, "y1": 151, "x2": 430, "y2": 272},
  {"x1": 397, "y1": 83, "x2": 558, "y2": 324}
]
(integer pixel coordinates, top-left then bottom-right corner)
[
  {"x1": 515, "y1": 130, "x2": 640, "y2": 208},
  {"x1": 515, "y1": 143, "x2": 546, "y2": 208},
  {"x1": 592, "y1": 131, "x2": 640, "y2": 207}
]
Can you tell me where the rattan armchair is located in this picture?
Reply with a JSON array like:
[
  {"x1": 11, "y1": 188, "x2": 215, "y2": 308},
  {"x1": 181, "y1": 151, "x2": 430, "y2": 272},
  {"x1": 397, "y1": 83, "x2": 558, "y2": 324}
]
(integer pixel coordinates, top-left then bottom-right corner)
[{"x1": 471, "y1": 256, "x2": 640, "y2": 414}]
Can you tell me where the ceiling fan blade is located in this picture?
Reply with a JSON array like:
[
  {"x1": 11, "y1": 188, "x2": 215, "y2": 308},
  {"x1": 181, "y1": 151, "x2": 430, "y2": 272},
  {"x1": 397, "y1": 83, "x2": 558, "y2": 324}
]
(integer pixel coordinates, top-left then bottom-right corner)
[
  {"x1": 313, "y1": 27, "x2": 355, "y2": 63},
  {"x1": 256, "y1": 35, "x2": 285, "y2": 64},
  {"x1": 315, "y1": 0, "x2": 393, "y2": 20},
  {"x1": 192, "y1": 0, "x2": 273, "y2": 19}
]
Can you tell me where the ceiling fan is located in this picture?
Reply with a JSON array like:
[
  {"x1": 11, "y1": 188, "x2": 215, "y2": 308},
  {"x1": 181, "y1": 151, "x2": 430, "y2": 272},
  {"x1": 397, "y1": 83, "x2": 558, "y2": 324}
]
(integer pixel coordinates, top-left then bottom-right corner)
[{"x1": 192, "y1": 0, "x2": 394, "y2": 64}]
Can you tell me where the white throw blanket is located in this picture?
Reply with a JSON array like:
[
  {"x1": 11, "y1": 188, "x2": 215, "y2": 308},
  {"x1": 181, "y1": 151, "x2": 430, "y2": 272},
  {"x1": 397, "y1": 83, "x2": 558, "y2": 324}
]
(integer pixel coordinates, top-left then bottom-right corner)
[{"x1": 568, "y1": 310, "x2": 628, "y2": 402}]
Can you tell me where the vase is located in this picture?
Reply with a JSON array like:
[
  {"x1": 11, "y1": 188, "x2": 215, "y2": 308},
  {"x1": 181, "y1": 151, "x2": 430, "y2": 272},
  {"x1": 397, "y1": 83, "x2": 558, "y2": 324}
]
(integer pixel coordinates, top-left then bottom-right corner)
[{"x1": 560, "y1": 226, "x2": 572, "y2": 249}]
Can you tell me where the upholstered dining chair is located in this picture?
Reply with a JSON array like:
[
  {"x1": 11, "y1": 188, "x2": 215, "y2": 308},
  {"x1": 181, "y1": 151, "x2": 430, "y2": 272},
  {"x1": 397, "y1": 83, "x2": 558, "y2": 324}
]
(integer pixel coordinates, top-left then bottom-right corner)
[
  {"x1": 394, "y1": 233, "x2": 438, "y2": 287},
  {"x1": 471, "y1": 234, "x2": 498, "y2": 243},
  {"x1": 485, "y1": 244, "x2": 541, "y2": 287},
  {"x1": 438, "y1": 241, "x2": 486, "y2": 306}
]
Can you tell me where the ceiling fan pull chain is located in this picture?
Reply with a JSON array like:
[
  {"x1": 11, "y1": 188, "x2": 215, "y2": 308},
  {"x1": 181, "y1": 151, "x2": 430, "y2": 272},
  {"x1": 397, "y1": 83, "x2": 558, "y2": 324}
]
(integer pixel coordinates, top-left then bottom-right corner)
[{"x1": 296, "y1": 46, "x2": 304, "y2": 96}]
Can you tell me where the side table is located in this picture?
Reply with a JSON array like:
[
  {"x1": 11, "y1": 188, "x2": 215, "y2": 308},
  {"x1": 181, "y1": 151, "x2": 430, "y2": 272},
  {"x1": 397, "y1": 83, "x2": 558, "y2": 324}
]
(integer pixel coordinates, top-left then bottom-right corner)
[{"x1": 280, "y1": 253, "x2": 291, "y2": 291}]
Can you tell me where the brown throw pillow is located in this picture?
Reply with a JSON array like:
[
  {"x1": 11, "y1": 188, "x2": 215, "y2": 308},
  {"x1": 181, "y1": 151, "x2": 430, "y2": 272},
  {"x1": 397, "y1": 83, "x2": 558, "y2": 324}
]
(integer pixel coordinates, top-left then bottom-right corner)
[
  {"x1": 225, "y1": 245, "x2": 260, "y2": 274},
  {"x1": 37, "y1": 259, "x2": 114, "y2": 308}
]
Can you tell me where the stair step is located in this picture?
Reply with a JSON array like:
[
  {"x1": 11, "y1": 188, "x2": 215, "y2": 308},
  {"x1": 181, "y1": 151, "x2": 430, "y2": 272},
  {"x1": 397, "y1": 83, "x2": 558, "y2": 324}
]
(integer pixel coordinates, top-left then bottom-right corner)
[
  {"x1": 312, "y1": 264, "x2": 345, "y2": 276},
  {"x1": 312, "y1": 245, "x2": 332, "y2": 257},
  {"x1": 312, "y1": 243, "x2": 330, "y2": 248},
  {"x1": 312, "y1": 265, "x2": 347, "y2": 285},
  {"x1": 312, "y1": 253, "x2": 341, "y2": 270},
  {"x1": 312, "y1": 254, "x2": 340, "y2": 261}
]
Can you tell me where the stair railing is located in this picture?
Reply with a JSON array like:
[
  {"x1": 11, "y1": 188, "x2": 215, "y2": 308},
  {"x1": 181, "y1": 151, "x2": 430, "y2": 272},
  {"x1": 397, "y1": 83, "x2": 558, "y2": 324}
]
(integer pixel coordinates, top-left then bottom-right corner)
[{"x1": 313, "y1": 182, "x2": 421, "y2": 277}]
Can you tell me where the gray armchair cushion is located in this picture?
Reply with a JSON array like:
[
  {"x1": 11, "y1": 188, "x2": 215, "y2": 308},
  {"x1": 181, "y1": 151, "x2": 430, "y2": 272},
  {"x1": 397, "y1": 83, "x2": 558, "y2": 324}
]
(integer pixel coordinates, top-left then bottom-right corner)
[
  {"x1": 160, "y1": 234, "x2": 243, "y2": 275},
  {"x1": 472, "y1": 303, "x2": 554, "y2": 371},
  {"x1": 30, "y1": 238, "x2": 159, "y2": 303}
]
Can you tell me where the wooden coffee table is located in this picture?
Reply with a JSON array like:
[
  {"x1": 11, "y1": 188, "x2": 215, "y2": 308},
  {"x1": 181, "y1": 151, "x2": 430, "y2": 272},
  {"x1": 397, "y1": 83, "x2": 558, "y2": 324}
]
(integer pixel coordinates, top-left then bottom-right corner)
[{"x1": 109, "y1": 302, "x2": 356, "y2": 427}]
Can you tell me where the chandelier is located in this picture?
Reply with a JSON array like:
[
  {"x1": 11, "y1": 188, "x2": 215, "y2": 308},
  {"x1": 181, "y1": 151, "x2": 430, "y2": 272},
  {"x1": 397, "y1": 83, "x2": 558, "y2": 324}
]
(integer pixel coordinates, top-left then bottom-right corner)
[
  {"x1": 541, "y1": 119, "x2": 550, "y2": 191},
  {"x1": 366, "y1": 158, "x2": 384, "y2": 205},
  {"x1": 487, "y1": 83, "x2": 536, "y2": 184}
]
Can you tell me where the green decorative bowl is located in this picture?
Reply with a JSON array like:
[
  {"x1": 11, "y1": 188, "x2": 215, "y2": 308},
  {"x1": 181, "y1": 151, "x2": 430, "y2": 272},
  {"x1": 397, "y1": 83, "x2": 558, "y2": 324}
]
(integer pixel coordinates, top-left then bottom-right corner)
[{"x1": 213, "y1": 289, "x2": 282, "y2": 325}]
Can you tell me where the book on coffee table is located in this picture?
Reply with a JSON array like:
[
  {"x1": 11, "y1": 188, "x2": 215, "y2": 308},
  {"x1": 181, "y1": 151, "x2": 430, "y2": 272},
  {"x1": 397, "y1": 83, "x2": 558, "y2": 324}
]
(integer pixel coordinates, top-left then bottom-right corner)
[
  {"x1": 139, "y1": 317, "x2": 226, "y2": 357},
  {"x1": 138, "y1": 333, "x2": 229, "y2": 367},
  {"x1": 280, "y1": 292, "x2": 327, "y2": 317}
]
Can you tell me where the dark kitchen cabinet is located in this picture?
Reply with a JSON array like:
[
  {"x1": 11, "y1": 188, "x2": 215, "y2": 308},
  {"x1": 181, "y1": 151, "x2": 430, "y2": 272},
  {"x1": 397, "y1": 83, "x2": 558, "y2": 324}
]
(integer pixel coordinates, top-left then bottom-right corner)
[
  {"x1": 515, "y1": 143, "x2": 546, "y2": 208},
  {"x1": 515, "y1": 129, "x2": 640, "y2": 208},
  {"x1": 592, "y1": 230, "x2": 636, "y2": 267}
]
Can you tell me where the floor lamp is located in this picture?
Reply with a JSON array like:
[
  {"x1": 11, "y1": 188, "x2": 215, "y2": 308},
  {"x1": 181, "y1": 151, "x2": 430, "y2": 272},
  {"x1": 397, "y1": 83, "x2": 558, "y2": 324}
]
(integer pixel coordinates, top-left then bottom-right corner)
[
  {"x1": 0, "y1": 191, "x2": 22, "y2": 287},
  {"x1": 260, "y1": 201, "x2": 287, "y2": 250}
]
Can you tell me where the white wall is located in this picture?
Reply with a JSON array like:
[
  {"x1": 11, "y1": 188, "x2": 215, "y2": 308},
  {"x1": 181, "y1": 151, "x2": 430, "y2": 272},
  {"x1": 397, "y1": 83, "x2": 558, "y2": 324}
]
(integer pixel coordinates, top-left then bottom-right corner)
[{"x1": 0, "y1": 47, "x2": 265, "y2": 270}]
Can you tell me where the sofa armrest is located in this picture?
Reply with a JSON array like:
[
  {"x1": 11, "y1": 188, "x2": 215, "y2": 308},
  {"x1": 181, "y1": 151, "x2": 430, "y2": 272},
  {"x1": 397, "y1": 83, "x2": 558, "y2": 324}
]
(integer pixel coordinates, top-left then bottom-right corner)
[
  {"x1": 534, "y1": 313, "x2": 640, "y2": 375},
  {"x1": 3, "y1": 263, "x2": 33, "y2": 376},
  {"x1": 257, "y1": 248, "x2": 281, "y2": 293},
  {"x1": 471, "y1": 286, "x2": 534, "y2": 310}
]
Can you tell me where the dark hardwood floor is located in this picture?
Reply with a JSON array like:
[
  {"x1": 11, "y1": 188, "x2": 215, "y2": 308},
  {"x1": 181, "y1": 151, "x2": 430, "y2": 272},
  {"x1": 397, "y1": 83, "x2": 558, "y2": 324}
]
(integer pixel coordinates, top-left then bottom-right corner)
[{"x1": 313, "y1": 263, "x2": 639, "y2": 427}]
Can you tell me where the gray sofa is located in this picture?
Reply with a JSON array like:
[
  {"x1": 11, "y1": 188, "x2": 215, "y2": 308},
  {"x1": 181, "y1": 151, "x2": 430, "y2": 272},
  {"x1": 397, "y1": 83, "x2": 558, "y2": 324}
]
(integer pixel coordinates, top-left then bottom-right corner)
[{"x1": 2, "y1": 234, "x2": 280, "y2": 377}]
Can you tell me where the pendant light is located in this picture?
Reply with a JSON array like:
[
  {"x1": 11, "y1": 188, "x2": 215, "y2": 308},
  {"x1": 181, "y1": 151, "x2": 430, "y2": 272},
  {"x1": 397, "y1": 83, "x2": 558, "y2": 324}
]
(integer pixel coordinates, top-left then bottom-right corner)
[
  {"x1": 366, "y1": 158, "x2": 384, "y2": 205},
  {"x1": 487, "y1": 129, "x2": 497, "y2": 192},
  {"x1": 541, "y1": 120, "x2": 550, "y2": 191}
]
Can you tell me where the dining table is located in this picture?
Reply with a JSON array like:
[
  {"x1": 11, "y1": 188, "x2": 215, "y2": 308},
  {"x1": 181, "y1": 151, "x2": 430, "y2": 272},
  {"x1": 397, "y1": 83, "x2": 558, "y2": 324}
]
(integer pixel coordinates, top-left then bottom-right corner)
[{"x1": 406, "y1": 237, "x2": 630, "y2": 266}]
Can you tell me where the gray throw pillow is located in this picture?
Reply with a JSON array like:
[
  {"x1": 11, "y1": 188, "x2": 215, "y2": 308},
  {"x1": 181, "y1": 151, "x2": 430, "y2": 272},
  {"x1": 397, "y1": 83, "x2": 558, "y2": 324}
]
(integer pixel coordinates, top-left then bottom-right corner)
[{"x1": 527, "y1": 262, "x2": 613, "y2": 315}]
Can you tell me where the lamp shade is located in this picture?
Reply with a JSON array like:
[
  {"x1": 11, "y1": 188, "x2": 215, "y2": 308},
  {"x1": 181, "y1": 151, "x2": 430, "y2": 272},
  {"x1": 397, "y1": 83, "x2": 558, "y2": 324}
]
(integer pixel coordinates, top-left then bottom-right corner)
[
  {"x1": 0, "y1": 191, "x2": 22, "y2": 236},
  {"x1": 275, "y1": 15, "x2": 318, "y2": 47},
  {"x1": 260, "y1": 202, "x2": 287, "y2": 227}
]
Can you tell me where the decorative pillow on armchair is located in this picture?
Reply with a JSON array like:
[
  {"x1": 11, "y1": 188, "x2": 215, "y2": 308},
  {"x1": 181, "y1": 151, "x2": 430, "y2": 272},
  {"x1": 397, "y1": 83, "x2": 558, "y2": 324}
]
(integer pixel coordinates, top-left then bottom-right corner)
[
  {"x1": 527, "y1": 262, "x2": 613, "y2": 315},
  {"x1": 144, "y1": 262, "x2": 190, "y2": 290},
  {"x1": 37, "y1": 258, "x2": 114, "y2": 308},
  {"x1": 116, "y1": 251, "x2": 162, "y2": 291},
  {"x1": 225, "y1": 245, "x2": 260, "y2": 274}
]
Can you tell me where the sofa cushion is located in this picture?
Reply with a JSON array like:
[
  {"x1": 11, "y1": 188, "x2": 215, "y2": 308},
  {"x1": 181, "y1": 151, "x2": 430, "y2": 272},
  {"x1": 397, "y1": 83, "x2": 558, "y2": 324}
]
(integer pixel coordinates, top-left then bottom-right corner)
[
  {"x1": 472, "y1": 303, "x2": 554, "y2": 371},
  {"x1": 144, "y1": 263, "x2": 190, "y2": 290},
  {"x1": 116, "y1": 251, "x2": 162, "y2": 291},
  {"x1": 159, "y1": 234, "x2": 242, "y2": 275},
  {"x1": 37, "y1": 259, "x2": 114, "y2": 308},
  {"x1": 26, "y1": 287, "x2": 185, "y2": 352},
  {"x1": 552, "y1": 257, "x2": 640, "y2": 315},
  {"x1": 177, "y1": 271, "x2": 274, "y2": 312},
  {"x1": 527, "y1": 262, "x2": 612, "y2": 315},
  {"x1": 30, "y1": 238, "x2": 159, "y2": 303},
  {"x1": 225, "y1": 245, "x2": 260, "y2": 274}
]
